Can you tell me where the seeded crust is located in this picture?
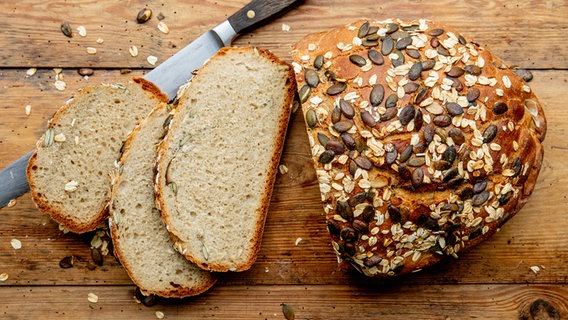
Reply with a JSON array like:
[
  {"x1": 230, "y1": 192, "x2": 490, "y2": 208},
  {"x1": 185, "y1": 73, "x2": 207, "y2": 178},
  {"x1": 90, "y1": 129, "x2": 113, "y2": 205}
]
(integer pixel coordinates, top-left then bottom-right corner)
[
  {"x1": 27, "y1": 78, "x2": 168, "y2": 234},
  {"x1": 154, "y1": 47, "x2": 296, "y2": 272},
  {"x1": 109, "y1": 103, "x2": 216, "y2": 298},
  {"x1": 291, "y1": 19, "x2": 546, "y2": 277}
]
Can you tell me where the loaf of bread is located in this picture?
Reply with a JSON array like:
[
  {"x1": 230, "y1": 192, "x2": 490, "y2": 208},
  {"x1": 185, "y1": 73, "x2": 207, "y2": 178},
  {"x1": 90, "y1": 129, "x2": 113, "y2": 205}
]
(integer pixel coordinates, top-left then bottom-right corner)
[
  {"x1": 154, "y1": 47, "x2": 296, "y2": 272},
  {"x1": 291, "y1": 19, "x2": 546, "y2": 276},
  {"x1": 27, "y1": 79, "x2": 168, "y2": 234},
  {"x1": 109, "y1": 103, "x2": 216, "y2": 297}
]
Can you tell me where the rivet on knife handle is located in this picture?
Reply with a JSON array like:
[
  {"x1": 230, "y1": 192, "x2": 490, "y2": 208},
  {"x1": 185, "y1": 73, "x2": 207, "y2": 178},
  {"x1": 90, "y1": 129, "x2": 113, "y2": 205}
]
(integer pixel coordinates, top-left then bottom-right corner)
[{"x1": 227, "y1": 0, "x2": 303, "y2": 35}]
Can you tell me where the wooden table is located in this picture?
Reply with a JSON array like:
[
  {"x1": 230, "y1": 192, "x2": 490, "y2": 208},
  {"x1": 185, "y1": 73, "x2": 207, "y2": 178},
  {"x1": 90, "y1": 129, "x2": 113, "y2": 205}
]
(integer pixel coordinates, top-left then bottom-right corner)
[{"x1": 0, "y1": 1, "x2": 566, "y2": 319}]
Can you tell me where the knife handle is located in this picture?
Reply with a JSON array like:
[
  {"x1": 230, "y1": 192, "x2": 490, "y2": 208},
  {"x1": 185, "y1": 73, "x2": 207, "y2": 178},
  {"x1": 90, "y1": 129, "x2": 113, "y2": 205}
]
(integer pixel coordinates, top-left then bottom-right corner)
[
  {"x1": 228, "y1": 0, "x2": 303, "y2": 35},
  {"x1": 0, "y1": 150, "x2": 33, "y2": 208}
]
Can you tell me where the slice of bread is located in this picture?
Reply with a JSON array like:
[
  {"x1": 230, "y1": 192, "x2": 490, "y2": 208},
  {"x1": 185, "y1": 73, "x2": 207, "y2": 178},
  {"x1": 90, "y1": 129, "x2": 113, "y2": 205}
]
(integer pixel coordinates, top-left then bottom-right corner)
[
  {"x1": 27, "y1": 78, "x2": 168, "y2": 234},
  {"x1": 109, "y1": 103, "x2": 216, "y2": 298},
  {"x1": 155, "y1": 47, "x2": 296, "y2": 272}
]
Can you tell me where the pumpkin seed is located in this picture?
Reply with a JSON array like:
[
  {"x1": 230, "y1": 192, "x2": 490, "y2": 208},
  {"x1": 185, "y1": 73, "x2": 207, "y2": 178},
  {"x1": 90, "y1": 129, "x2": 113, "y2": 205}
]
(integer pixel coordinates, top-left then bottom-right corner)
[
  {"x1": 406, "y1": 49, "x2": 421, "y2": 59},
  {"x1": 305, "y1": 109, "x2": 317, "y2": 128},
  {"x1": 437, "y1": 46, "x2": 450, "y2": 56},
  {"x1": 341, "y1": 133, "x2": 356, "y2": 150},
  {"x1": 339, "y1": 99, "x2": 355, "y2": 119},
  {"x1": 364, "y1": 255, "x2": 382, "y2": 267},
  {"x1": 326, "y1": 140, "x2": 345, "y2": 155},
  {"x1": 408, "y1": 62, "x2": 423, "y2": 81},
  {"x1": 380, "y1": 108, "x2": 397, "y2": 122},
  {"x1": 464, "y1": 65, "x2": 482, "y2": 76},
  {"x1": 331, "y1": 106, "x2": 341, "y2": 124},
  {"x1": 423, "y1": 125, "x2": 434, "y2": 144},
  {"x1": 433, "y1": 160, "x2": 451, "y2": 171},
  {"x1": 361, "y1": 111, "x2": 376, "y2": 127},
  {"x1": 446, "y1": 102, "x2": 464, "y2": 116},
  {"x1": 514, "y1": 69, "x2": 533, "y2": 82},
  {"x1": 353, "y1": 220, "x2": 369, "y2": 234},
  {"x1": 395, "y1": 36, "x2": 412, "y2": 50},
  {"x1": 337, "y1": 201, "x2": 354, "y2": 221},
  {"x1": 398, "y1": 164, "x2": 412, "y2": 180},
  {"x1": 442, "y1": 168, "x2": 459, "y2": 183},
  {"x1": 399, "y1": 145, "x2": 413, "y2": 163},
  {"x1": 358, "y1": 21, "x2": 370, "y2": 38},
  {"x1": 381, "y1": 36, "x2": 394, "y2": 55},
  {"x1": 304, "y1": 69, "x2": 319, "y2": 88},
  {"x1": 428, "y1": 28, "x2": 444, "y2": 36},
  {"x1": 403, "y1": 82, "x2": 419, "y2": 94},
  {"x1": 299, "y1": 85, "x2": 310, "y2": 103},
  {"x1": 349, "y1": 160, "x2": 358, "y2": 176},
  {"x1": 412, "y1": 168, "x2": 424, "y2": 187},
  {"x1": 407, "y1": 156, "x2": 425, "y2": 167},
  {"x1": 511, "y1": 157, "x2": 522, "y2": 177},
  {"x1": 449, "y1": 128, "x2": 465, "y2": 145},
  {"x1": 472, "y1": 190, "x2": 490, "y2": 206},
  {"x1": 385, "y1": 23, "x2": 399, "y2": 34},
  {"x1": 493, "y1": 101, "x2": 508, "y2": 115},
  {"x1": 61, "y1": 21, "x2": 73, "y2": 38},
  {"x1": 368, "y1": 49, "x2": 384, "y2": 65},
  {"x1": 446, "y1": 66, "x2": 465, "y2": 78},
  {"x1": 282, "y1": 303, "x2": 295, "y2": 320},
  {"x1": 399, "y1": 105, "x2": 416, "y2": 125},
  {"x1": 366, "y1": 33, "x2": 380, "y2": 41},
  {"x1": 433, "y1": 115, "x2": 452, "y2": 127},
  {"x1": 317, "y1": 132, "x2": 329, "y2": 146},
  {"x1": 473, "y1": 179, "x2": 487, "y2": 194},
  {"x1": 422, "y1": 59, "x2": 436, "y2": 71},
  {"x1": 458, "y1": 34, "x2": 467, "y2": 45},
  {"x1": 318, "y1": 149, "x2": 335, "y2": 164},
  {"x1": 362, "y1": 205, "x2": 375, "y2": 222},
  {"x1": 362, "y1": 40, "x2": 379, "y2": 47},
  {"x1": 314, "y1": 55, "x2": 324, "y2": 69},
  {"x1": 326, "y1": 83, "x2": 347, "y2": 95},
  {"x1": 368, "y1": 26, "x2": 379, "y2": 35},
  {"x1": 482, "y1": 125, "x2": 498, "y2": 143},
  {"x1": 341, "y1": 227, "x2": 357, "y2": 242},
  {"x1": 333, "y1": 121, "x2": 353, "y2": 133},
  {"x1": 385, "y1": 93, "x2": 398, "y2": 108},
  {"x1": 385, "y1": 148, "x2": 398, "y2": 165},
  {"x1": 354, "y1": 156, "x2": 373, "y2": 170},
  {"x1": 467, "y1": 87, "x2": 480, "y2": 102},
  {"x1": 370, "y1": 84, "x2": 385, "y2": 106},
  {"x1": 348, "y1": 192, "x2": 368, "y2": 207},
  {"x1": 391, "y1": 51, "x2": 405, "y2": 67},
  {"x1": 499, "y1": 193, "x2": 511, "y2": 205},
  {"x1": 327, "y1": 219, "x2": 341, "y2": 235},
  {"x1": 137, "y1": 7, "x2": 153, "y2": 23},
  {"x1": 349, "y1": 54, "x2": 367, "y2": 67},
  {"x1": 443, "y1": 145, "x2": 457, "y2": 163}
]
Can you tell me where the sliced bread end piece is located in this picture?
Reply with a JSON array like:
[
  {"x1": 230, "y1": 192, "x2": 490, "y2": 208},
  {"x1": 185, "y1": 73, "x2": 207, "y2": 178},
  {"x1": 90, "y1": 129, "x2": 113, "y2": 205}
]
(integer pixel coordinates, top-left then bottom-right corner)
[
  {"x1": 155, "y1": 47, "x2": 296, "y2": 272},
  {"x1": 110, "y1": 103, "x2": 215, "y2": 298},
  {"x1": 27, "y1": 78, "x2": 167, "y2": 234}
]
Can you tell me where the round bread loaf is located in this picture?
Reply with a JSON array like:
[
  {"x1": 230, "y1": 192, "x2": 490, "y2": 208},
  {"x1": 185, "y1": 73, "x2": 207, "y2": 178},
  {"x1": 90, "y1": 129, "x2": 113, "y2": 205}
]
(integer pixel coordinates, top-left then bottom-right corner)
[{"x1": 291, "y1": 19, "x2": 546, "y2": 277}]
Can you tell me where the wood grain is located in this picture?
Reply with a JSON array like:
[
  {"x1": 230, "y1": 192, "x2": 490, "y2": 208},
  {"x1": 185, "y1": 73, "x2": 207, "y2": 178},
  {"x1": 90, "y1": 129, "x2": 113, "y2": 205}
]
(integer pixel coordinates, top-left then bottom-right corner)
[{"x1": 0, "y1": 0, "x2": 567, "y2": 318}]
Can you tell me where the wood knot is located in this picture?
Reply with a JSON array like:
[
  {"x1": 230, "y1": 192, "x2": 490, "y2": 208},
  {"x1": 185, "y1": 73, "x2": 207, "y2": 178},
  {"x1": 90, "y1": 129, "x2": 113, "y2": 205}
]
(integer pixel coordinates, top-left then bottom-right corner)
[{"x1": 519, "y1": 298, "x2": 560, "y2": 320}]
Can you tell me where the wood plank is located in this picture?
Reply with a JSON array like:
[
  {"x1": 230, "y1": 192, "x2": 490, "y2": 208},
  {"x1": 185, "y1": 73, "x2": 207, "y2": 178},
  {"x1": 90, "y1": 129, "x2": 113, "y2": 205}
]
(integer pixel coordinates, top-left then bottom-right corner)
[
  {"x1": 0, "y1": 70, "x2": 566, "y2": 286},
  {"x1": 0, "y1": 0, "x2": 565, "y2": 69},
  {"x1": 0, "y1": 284, "x2": 566, "y2": 319}
]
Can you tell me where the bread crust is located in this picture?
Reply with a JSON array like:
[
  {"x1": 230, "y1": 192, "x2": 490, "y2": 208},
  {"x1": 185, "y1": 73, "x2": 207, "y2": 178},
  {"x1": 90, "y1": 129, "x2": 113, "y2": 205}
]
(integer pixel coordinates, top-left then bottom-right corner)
[
  {"x1": 291, "y1": 19, "x2": 546, "y2": 276},
  {"x1": 154, "y1": 47, "x2": 297, "y2": 272},
  {"x1": 27, "y1": 78, "x2": 167, "y2": 234},
  {"x1": 109, "y1": 103, "x2": 216, "y2": 298}
]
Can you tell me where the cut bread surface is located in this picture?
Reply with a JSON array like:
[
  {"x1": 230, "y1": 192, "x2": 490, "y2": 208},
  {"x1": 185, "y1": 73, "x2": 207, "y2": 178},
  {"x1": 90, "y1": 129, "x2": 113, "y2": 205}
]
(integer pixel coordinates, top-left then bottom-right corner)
[
  {"x1": 27, "y1": 78, "x2": 167, "y2": 234},
  {"x1": 155, "y1": 47, "x2": 296, "y2": 272},
  {"x1": 110, "y1": 103, "x2": 215, "y2": 298}
]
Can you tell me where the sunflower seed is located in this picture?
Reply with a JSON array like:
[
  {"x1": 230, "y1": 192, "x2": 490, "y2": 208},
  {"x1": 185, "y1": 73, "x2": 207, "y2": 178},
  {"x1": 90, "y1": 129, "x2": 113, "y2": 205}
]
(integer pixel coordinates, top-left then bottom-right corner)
[
  {"x1": 398, "y1": 164, "x2": 412, "y2": 180},
  {"x1": 464, "y1": 65, "x2": 482, "y2": 76},
  {"x1": 446, "y1": 66, "x2": 465, "y2": 78},
  {"x1": 473, "y1": 179, "x2": 487, "y2": 194},
  {"x1": 380, "y1": 108, "x2": 397, "y2": 122},
  {"x1": 381, "y1": 36, "x2": 394, "y2": 55},
  {"x1": 423, "y1": 125, "x2": 434, "y2": 144},
  {"x1": 349, "y1": 160, "x2": 358, "y2": 176},
  {"x1": 340, "y1": 133, "x2": 356, "y2": 150},
  {"x1": 514, "y1": 69, "x2": 533, "y2": 82},
  {"x1": 317, "y1": 133, "x2": 329, "y2": 146},
  {"x1": 304, "y1": 69, "x2": 319, "y2": 88},
  {"x1": 472, "y1": 190, "x2": 490, "y2": 206},
  {"x1": 61, "y1": 21, "x2": 73, "y2": 38},
  {"x1": 305, "y1": 109, "x2": 317, "y2": 128},
  {"x1": 399, "y1": 105, "x2": 415, "y2": 125},
  {"x1": 422, "y1": 59, "x2": 436, "y2": 71},
  {"x1": 364, "y1": 255, "x2": 382, "y2": 267},
  {"x1": 467, "y1": 87, "x2": 480, "y2": 102},
  {"x1": 385, "y1": 23, "x2": 399, "y2": 34},
  {"x1": 361, "y1": 111, "x2": 376, "y2": 127},
  {"x1": 449, "y1": 128, "x2": 465, "y2": 145},
  {"x1": 349, "y1": 54, "x2": 367, "y2": 67},
  {"x1": 511, "y1": 157, "x2": 522, "y2": 177},
  {"x1": 337, "y1": 201, "x2": 354, "y2": 221},
  {"x1": 137, "y1": 7, "x2": 152, "y2": 23},
  {"x1": 483, "y1": 125, "x2": 498, "y2": 143},
  {"x1": 442, "y1": 168, "x2": 459, "y2": 183},
  {"x1": 326, "y1": 140, "x2": 345, "y2": 155},
  {"x1": 368, "y1": 49, "x2": 384, "y2": 65},
  {"x1": 433, "y1": 160, "x2": 451, "y2": 171},
  {"x1": 299, "y1": 85, "x2": 311, "y2": 103},
  {"x1": 333, "y1": 121, "x2": 353, "y2": 133},
  {"x1": 399, "y1": 145, "x2": 413, "y2": 163},
  {"x1": 353, "y1": 220, "x2": 369, "y2": 234},
  {"x1": 406, "y1": 49, "x2": 421, "y2": 59},
  {"x1": 385, "y1": 148, "x2": 398, "y2": 165},
  {"x1": 355, "y1": 156, "x2": 373, "y2": 170},
  {"x1": 358, "y1": 21, "x2": 370, "y2": 38},
  {"x1": 428, "y1": 28, "x2": 444, "y2": 36},
  {"x1": 412, "y1": 168, "x2": 424, "y2": 187},
  {"x1": 493, "y1": 101, "x2": 508, "y2": 115},
  {"x1": 408, "y1": 62, "x2": 423, "y2": 81},
  {"x1": 430, "y1": 37, "x2": 440, "y2": 48},
  {"x1": 370, "y1": 84, "x2": 385, "y2": 106},
  {"x1": 407, "y1": 156, "x2": 425, "y2": 167},
  {"x1": 339, "y1": 99, "x2": 355, "y2": 119},
  {"x1": 388, "y1": 205, "x2": 401, "y2": 222},
  {"x1": 318, "y1": 149, "x2": 335, "y2": 164},
  {"x1": 446, "y1": 102, "x2": 464, "y2": 116},
  {"x1": 403, "y1": 82, "x2": 419, "y2": 94},
  {"x1": 87, "y1": 293, "x2": 98, "y2": 303},
  {"x1": 443, "y1": 145, "x2": 457, "y2": 163},
  {"x1": 59, "y1": 256, "x2": 74, "y2": 269},
  {"x1": 326, "y1": 83, "x2": 347, "y2": 95},
  {"x1": 433, "y1": 115, "x2": 452, "y2": 127},
  {"x1": 281, "y1": 303, "x2": 295, "y2": 320},
  {"x1": 314, "y1": 55, "x2": 324, "y2": 69},
  {"x1": 91, "y1": 248, "x2": 104, "y2": 266},
  {"x1": 437, "y1": 46, "x2": 450, "y2": 56},
  {"x1": 385, "y1": 93, "x2": 398, "y2": 108},
  {"x1": 396, "y1": 36, "x2": 412, "y2": 50}
]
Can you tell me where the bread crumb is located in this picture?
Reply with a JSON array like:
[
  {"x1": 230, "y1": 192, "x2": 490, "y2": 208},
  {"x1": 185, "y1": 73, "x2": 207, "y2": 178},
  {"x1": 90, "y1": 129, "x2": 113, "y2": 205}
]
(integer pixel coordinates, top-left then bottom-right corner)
[
  {"x1": 7, "y1": 199, "x2": 17, "y2": 207},
  {"x1": 86, "y1": 47, "x2": 97, "y2": 54},
  {"x1": 0, "y1": 273, "x2": 8, "y2": 281},
  {"x1": 147, "y1": 55, "x2": 158, "y2": 66},
  {"x1": 65, "y1": 180, "x2": 79, "y2": 192},
  {"x1": 96, "y1": 38, "x2": 104, "y2": 44},
  {"x1": 265, "y1": 267, "x2": 269, "y2": 273},
  {"x1": 77, "y1": 25, "x2": 87, "y2": 37},
  {"x1": 530, "y1": 265, "x2": 540, "y2": 274},
  {"x1": 155, "y1": 311, "x2": 165, "y2": 319},
  {"x1": 87, "y1": 292, "x2": 98, "y2": 303},
  {"x1": 279, "y1": 164, "x2": 289, "y2": 175},
  {"x1": 10, "y1": 239, "x2": 21, "y2": 250},
  {"x1": 295, "y1": 237, "x2": 303, "y2": 246},
  {"x1": 282, "y1": 23, "x2": 290, "y2": 32},
  {"x1": 26, "y1": 68, "x2": 37, "y2": 77}
]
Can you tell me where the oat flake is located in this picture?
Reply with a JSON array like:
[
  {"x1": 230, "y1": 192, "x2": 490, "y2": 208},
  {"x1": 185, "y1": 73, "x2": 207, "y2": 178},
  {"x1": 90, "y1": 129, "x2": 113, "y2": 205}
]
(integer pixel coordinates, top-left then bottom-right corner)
[
  {"x1": 96, "y1": 38, "x2": 104, "y2": 44},
  {"x1": 7, "y1": 199, "x2": 16, "y2": 207},
  {"x1": 295, "y1": 237, "x2": 303, "y2": 246},
  {"x1": 86, "y1": 47, "x2": 97, "y2": 54},
  {"x1": 10, "y1": 239, "x2": 22, "y2": 250},
  {"x1": 278, "y1": 164, "x2": 288, "y2": 175},
  {"x1": 155, "y1": 311, "x2": 165, "y2": 319},
  {"x1": 24, "y1": 105, "x2": 31, "y2": 116},
  {"x1": 129, "y1": 45, "x2": 139, "y2": 57},
  {"x1": 281, "y1": 23, "x2": 290, "y2": 32},
  {"x1": 77, "y1": 25, "x2": 87, "y2": 37},
  {"x1": 26, "y1": 68, "x2": 37, "y2": 77},
  {"x1": 147, "y1": 55, "x2": 158, "y2": 66},
  {"x1": 0, "y1": 273, "x2": 8, "y2": 281},
  {"x1": 87, "y1": 293, "x2": 98, "y2": 303},
  {"x1": 157, "y1": 21, "x2": 169, "y2": 34},
  {"x1": 54, "y1": 80, "x2": 66, "y2": 91}
]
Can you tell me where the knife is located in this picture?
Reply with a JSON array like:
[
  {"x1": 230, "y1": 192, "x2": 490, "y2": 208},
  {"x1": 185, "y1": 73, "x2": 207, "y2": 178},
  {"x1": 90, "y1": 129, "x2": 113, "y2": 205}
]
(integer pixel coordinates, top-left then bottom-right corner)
[{"x1": 0, "y1": 0, "x2": 302, "y2": 208}]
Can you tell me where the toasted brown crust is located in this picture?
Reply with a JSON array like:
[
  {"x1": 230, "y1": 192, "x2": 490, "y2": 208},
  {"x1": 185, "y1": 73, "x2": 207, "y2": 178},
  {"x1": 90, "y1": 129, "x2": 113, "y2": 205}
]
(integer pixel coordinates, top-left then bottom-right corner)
[
  {"x1": 291, "y1": 19, "x2": 546, "y2": 277},
  {"x1": 27, "y1": 78, "x2": 167, "y2": 234},
  {"x1": 154, "y1": 47, "x2": 296, "y2": 272},
  {"x1": 109, "y1": 103, "x2": 216, "y2": 298}
]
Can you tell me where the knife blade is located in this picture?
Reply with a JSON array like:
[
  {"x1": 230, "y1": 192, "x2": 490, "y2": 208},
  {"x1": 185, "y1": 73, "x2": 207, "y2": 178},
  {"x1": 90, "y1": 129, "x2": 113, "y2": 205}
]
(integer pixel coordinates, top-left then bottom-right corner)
[{"x1": 0, "y1": 0, "x2": 302, "y2": 208}]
